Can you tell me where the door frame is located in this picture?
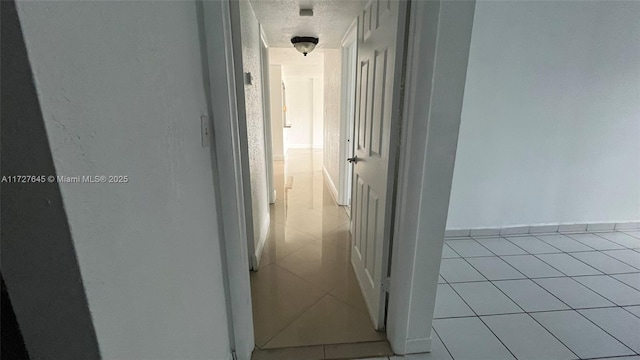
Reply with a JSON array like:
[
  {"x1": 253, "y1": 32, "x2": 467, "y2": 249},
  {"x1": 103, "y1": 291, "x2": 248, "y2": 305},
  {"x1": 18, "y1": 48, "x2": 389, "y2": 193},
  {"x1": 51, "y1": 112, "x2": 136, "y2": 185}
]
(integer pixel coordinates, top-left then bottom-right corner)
[
  {"x1": 338, "y1": 19, "x2": 358, "y2": 208},
  {"x1": 202, "y1": 0, "x2": 476, "y2": 358},
  {"x1": 259, "y1": 26, "x2": 276, "y2": 204}
]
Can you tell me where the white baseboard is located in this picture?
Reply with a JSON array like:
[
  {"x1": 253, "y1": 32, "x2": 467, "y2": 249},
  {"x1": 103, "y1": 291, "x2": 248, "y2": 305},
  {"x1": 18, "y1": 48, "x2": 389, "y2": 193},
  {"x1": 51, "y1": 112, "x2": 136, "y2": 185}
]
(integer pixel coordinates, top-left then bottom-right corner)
[
  {"x1": 250, "y1": 216, "x2": 270, "y2": 270},
  {"x1": 445, "y1": 221, "x2": 640, "y2": 238},
  {"x1": 403, "y1": 336, "x2": 433, "y2": 355},
  {"x1": 322, "y1": 166, "x2": 339, "y2": 204}
]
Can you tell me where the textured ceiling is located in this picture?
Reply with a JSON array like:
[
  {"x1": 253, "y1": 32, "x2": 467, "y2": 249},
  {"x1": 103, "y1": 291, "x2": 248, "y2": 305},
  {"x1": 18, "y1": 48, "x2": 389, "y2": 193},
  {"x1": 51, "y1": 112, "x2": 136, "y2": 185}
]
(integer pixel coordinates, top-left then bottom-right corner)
[{"x1": 249, "y1": 0, "x2": 366, "y2": 48}]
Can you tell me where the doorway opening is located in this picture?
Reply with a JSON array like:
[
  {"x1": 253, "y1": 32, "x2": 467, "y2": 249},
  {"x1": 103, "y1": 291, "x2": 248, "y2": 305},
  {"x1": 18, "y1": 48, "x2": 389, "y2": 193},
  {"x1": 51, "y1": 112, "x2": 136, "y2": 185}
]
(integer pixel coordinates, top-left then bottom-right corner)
[
  {"x1": 250, "y1": 45, "x2": 389, "y2": 353},
  {"x1": 228, "y1": 0, "x2": 413, "y2": 357}
]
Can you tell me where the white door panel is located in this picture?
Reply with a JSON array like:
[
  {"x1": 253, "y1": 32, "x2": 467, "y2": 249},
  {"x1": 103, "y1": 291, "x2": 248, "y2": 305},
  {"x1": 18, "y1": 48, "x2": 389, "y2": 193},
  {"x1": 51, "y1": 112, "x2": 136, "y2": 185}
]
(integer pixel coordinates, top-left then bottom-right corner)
[{"x1": 350, "y1": 0, "x2": 406, "y2": 330}]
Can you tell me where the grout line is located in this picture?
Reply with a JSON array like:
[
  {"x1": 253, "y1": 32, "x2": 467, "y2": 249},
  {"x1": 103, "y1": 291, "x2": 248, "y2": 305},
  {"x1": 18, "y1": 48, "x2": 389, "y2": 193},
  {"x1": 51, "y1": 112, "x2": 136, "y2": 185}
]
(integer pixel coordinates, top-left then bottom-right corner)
[
  {"x1": 573, "y1": 308, "x2": 638, "y2": 356},
  {"x1": 431, "y1": 327, "x2": 455, "y2": 360},
  {"x1": 532, "y1": 252, "x2": 602, "y2": 277},
  {"x1": 525, "y1": 311, "x2": 580, "y2": 359},
  {"x1": 475, "y1": 315, "x2": 520, "y2": 360},
  {"x1": 436, "y1": 230, "x2": 640, "y2": 357}
]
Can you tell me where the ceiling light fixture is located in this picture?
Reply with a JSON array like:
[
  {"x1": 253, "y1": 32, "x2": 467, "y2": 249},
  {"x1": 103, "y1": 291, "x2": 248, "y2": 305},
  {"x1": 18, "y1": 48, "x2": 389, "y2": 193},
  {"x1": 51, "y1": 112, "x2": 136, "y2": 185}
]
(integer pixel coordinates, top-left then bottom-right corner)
[{"x1": 291, "y1": 36, "x2": 319, "y2": 56}]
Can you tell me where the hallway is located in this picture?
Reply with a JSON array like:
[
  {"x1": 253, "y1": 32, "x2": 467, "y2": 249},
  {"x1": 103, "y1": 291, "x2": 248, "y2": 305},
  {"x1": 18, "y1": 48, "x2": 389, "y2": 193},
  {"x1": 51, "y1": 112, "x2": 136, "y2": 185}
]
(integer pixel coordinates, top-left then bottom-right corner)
[{"x1": 250, "y1": 149, "x2": 388, "y2": 353}]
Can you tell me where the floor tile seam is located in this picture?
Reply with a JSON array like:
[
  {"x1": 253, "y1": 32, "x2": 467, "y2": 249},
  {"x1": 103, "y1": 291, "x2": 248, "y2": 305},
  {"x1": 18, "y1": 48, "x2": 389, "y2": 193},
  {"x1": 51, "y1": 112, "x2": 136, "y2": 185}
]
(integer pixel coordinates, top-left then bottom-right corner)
[
  {"x1": 596, "y1": 249, "x2": 640, "y2": 272},
  {"x1": 280, "y1": 202, "x2": 349, "y2": 225},
  {"x1": 324, "y1": 291, "x2": 372, "y2": 318},
  {"x1": 622, "y1": 231, "x2": 640, "y2": 240},
  {"x1": 569, "y1": 274, "x2": 640, "y2": 306},
  {"x1": 445, "y1": 282, "x2": 481, "y2": 319},
  {"x1": 566, "y1": 232, "x2": 628, "y2": 251},
  {"x1": 462, "y1": 254, "x2": 528, "y2": 280},
  {"x1": 603, "y1": 273, "x2": 640, "y2": 296},
  {"x1": 503, "y1": 234, "x2": 567, "y2": 255},
  {"x1": 572, "y1": 308, "x2": 638, "y2": 356},
  {"x1": 621, "y1": 306, "x2": 640, "y2": 320},
  {"x1": 469, "y1": 234, "x2": 540, "y2": 256},
  {"x1": 442, "y1": 242, "x2": 464, "y2": 259},
  {"x1": 474, "y1": 313, "x2": 520, "y2": 360},
  {"x1": 435, "y1": 304, "x2": 630, "y2": 320},
  {"x1": 430, "y1": 327, "x2": 455, "y2": 360},
  {"x1": 592, "y1": 232, "x2": 640, "y2": 251},
  {"x1": 486, "y1": 276, "x2": 574, "y2": 312},
  {"x1": 259, "y1": 293, "x2": 332, "y2": 349},
  {"x1": 520, "y1": 311, "x2": 581, "y2": 360},
  {"x1": 532, "y1": 233, "x2": 597, "y2": 252},
  {"x1": 285, "y1": 220, "x2": 350, "y2": 243},
  {"x1": 443, "y1": 256, "x2": 488, "y2": 283},
  {"x1": 445, "y1": 239, "x2": 495, "y2": 258},
  {"x1": 532, "y1": 252, "x2": 603, "y2": 277},
  {"x1": 454, "y1": 236, "x2": 508, "y2": 257},
  {"x1": 274, "y1": 263, "x2": 333, "y2": 295},
  {"x1": 528, "y1": 277, "x2": 617, "y2": 308},
  {"x1": 497, "y1": 251, "x2": 616, "y2": 278},
  {"x1": 442, "y1": 271, "x2": 640, "y2": 285},
  {"x1": 483, "y1": 313, "x2": 590, "y2": 360},
  {"x1": 456, "y1": 263, "x2": 537, "y2": 315}
]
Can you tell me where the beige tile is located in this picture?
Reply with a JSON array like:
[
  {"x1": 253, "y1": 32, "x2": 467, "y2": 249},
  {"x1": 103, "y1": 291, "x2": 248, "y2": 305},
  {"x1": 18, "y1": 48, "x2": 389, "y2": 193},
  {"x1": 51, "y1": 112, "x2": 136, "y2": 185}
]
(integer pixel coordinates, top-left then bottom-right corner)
[
  {"x1": 318, "y1": 224, "x2": 352, "y2": 250},
  {"x1": 259, "y1": 225, "x2": 318, "y2": 267},
  {"x1": 250, "y1": 264, "x2": 326, "y2": 347},
  {"x1": 325, "y1": 341, "x2": 393, "y2": 359},
  {"x1": 278, "y1": 240, "x2": 351, "y2": 292},
  {"x1": 263, "y1": 295, "x2": 386, "y2": 348},
  {"x1": 329, "y1": 266, "x2": 370, "y2": 315},
  {"x1": 251, "y1": 345, "x2": 325, "y2": 360},
  {"x1": 276, "y1": 207, "x2": 349, "y2": 239}
]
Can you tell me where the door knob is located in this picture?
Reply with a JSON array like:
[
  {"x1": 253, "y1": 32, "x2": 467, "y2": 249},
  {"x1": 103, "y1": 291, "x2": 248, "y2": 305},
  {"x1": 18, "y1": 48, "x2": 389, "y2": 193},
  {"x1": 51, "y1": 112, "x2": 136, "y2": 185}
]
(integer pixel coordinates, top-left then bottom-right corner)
[{"x1": 347, "y1": 157, "x2": 358, "y2": 164}]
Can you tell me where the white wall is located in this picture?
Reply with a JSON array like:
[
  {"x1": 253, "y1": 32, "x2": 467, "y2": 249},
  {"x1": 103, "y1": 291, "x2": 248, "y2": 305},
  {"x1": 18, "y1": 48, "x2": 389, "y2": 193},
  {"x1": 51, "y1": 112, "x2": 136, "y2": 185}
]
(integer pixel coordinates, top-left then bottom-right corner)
[
  {"x1": 313, "y1": 77, "x2": 325, "y2": 148},
  {"x1": 238, "y1": 0, "x2": 270, "y2": 263},
  {"x1": 322, "y1": 49, "x2": 342, "y2": 198},
  {"x1": 284, "y1": 77, "x2": 315, "y2": 148},
  {"x1": 269, "y1": 65, "x2": 285, "y2": 160},
  {"x1": 447, "y1": 0, "x2": 640, "y2": 230},
  {"x1": 15, "y1": 1, "x2": 231, "y2": 359}
]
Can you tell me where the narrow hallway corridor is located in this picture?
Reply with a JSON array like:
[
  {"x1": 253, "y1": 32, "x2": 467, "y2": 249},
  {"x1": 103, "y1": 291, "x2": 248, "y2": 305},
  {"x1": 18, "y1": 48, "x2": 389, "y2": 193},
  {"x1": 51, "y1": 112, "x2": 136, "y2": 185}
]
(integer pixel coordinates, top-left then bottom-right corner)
[{"x1": 250, "y1": 149, "x2": 387, "y2": 353}]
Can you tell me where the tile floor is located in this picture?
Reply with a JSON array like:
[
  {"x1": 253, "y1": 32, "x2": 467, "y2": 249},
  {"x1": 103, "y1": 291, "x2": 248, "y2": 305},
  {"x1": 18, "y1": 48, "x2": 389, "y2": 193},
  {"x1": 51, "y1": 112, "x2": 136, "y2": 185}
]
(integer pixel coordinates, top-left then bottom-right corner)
[
  {"x1": 383, "y1": 230, "x2": 640, "y2": 360},
  {"x1": 250, "y1": 152, "x2": 640, "y2": 360},
  {"x1": 250, "y1": 150, "x2": 388, "y2": 354}
]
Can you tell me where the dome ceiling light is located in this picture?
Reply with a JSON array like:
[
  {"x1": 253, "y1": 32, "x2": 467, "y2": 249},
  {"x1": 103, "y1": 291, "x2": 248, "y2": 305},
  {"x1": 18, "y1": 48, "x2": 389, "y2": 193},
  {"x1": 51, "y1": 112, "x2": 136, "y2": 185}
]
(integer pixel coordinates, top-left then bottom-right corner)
[{"x1": 291, "y1": 36, "x2": 319, "y2": 56}]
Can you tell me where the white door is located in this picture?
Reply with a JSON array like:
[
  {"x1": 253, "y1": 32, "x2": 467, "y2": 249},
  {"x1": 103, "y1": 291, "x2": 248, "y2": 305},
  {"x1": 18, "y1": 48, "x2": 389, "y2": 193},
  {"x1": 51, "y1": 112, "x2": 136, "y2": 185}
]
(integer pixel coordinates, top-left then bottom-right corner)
[{"x1": 350, "y1": 0, "x2": 407, "y2": 330}]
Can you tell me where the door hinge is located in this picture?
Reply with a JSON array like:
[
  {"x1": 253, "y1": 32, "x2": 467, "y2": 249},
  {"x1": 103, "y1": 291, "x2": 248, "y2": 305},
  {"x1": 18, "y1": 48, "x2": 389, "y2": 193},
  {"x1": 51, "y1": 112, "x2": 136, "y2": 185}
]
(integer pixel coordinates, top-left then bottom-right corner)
[{"x1": 382, "y1": 277, "x2": 391, "y2": 293}]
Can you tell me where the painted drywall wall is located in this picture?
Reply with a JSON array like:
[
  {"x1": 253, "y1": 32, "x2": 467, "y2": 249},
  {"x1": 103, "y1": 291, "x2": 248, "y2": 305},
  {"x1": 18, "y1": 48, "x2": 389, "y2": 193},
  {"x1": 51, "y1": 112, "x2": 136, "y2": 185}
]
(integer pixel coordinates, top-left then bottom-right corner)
[
  {"x1": 447, "y1": 0, "x2": 640, "y2": 229},
  {"x1": 269, "y1": 65, "x2": 285, "y2": 160},
  {"x1": 313, "y1": 78, "x2": 325, "y2": 148},
  {"x1": 14, "y1": 2, "x2": 231, "y2": 359},
  {"x1": 323, "y1": 49, "x2": 342, "y2": 199},
  {"x1": 238, "y1": 0, "x2": 270, "y2": 264},
  {"x1": 284, "y1": 77, "x2": 316, "y2": 148},
  {"x1": 2, "y1": 1, "x2": 100, "y2": 358}
]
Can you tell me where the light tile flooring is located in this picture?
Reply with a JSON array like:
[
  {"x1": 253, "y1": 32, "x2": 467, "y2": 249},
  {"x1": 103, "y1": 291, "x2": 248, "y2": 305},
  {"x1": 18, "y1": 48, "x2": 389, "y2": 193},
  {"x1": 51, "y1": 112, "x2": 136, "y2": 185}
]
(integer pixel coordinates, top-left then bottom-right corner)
[
  {"x1": 251, "y1": 150, "x2": 388, "y2": 356},
  {"x1": 372, "y1": 230, "x2": 640, "y2": 360},
  {"x1": 250, "y1": 153, "x2": 640, "y2": 360}
]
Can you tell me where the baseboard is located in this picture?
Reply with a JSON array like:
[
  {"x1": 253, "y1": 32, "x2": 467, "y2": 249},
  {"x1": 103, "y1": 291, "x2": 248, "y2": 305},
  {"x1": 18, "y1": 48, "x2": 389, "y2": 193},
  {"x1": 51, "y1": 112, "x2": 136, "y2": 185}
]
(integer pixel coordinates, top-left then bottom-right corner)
[
  {"x1": 403, "y1": 336, "x2": 433, "y2": 354},
  {"x1": 445, "y1": 221, "x2": 640, "y2": 238},
  {"x1": 250, "y1": 216, "x2": 270, "y2": 270},
  {"x1": 322, "y1": 166, "x2": 339, "y2": 204},
  {"x1": 273, "y1": 154, "x2": 285, "y2": 161}
]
